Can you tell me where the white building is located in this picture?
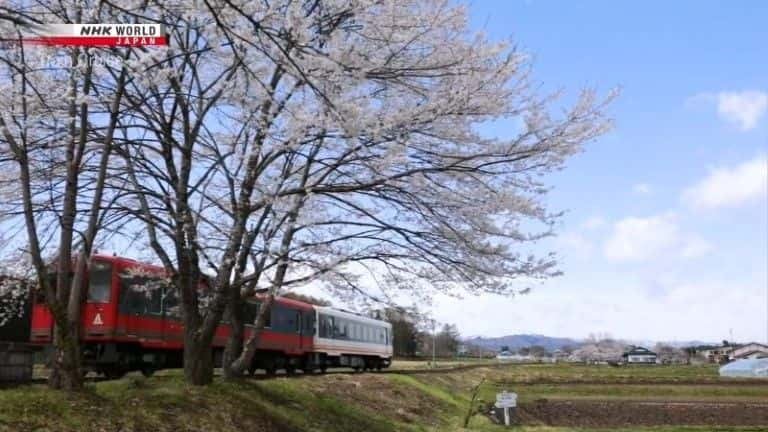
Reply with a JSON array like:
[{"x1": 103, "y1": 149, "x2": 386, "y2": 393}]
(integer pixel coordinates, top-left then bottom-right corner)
[
  {"x1": 731, "y1": 343, "x2": 768, "y2": 360},
  {"x1": 622, "y1": 346, "x2": 657, "y2": 364},
  {"x1": 699, "y1": 345, "x2": 735, "y2": 364}
]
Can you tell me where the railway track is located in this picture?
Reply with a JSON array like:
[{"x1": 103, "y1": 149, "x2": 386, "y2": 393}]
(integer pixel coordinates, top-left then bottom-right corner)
[{"x1": 5, "y1": 361, "x2": 768, "y2": 386}]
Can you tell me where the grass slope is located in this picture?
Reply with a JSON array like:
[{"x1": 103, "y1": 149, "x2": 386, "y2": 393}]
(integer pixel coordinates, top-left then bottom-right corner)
[{"x1": 0, "y1": 363, "x2": 766, "y2": 432}]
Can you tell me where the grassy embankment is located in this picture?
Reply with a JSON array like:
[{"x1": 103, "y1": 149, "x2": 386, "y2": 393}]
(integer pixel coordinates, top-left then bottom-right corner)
[{"x1": 1, "y1": 362, "x2": 767, "y2": 432}]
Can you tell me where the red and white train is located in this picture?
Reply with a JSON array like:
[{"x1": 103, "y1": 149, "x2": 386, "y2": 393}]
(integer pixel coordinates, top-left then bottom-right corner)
[{"x1": 29, "y1": 254, "x2": 392, "y2": 377}]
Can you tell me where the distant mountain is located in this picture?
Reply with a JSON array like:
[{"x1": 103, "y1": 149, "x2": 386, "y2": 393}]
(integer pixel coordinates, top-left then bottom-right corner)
[
  {"x1": 464, "y1": 334, "x2": 580, "y2": 352},
  {"x1": 463, "y1": 334, "x2": 718, "y2": 353},
  {"x1": 631, "y1": 340, "x2": 717, "y2": 349}
]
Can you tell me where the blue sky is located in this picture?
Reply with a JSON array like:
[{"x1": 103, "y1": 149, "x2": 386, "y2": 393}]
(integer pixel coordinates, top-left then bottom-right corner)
[{"x1": 430, "y1": 1, "x2": 768, "y2": 343}]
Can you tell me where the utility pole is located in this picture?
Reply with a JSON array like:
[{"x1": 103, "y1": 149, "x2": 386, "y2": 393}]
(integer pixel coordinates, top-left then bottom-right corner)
[{"x1": 432, "y1": 320, "x2": 437, "y2": 367}]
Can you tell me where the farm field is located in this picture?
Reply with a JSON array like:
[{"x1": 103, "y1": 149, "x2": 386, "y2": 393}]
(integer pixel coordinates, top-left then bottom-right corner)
[{"x1": 1, "y1": 362, "x2": 767, "y2": 431}]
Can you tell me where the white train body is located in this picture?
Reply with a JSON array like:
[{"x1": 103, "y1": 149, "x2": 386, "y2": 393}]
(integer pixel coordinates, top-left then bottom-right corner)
[{"x1": 313, "y1": 306, "x2": 393, "y2": 369}]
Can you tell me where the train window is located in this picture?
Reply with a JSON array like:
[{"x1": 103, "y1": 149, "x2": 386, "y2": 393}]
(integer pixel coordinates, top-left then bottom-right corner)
[
  {"x1": 303, "y1": 312, "x2": 314, "y2": 334},
  {"x1": 270, "y1": 306, "x2": 298, "y2": 333},
  {"x1": 242, "y1": 301, "x2": 258, "y2": 326},
  {"x1": 333, "y1": 318, "x2": 348, "y2": 339},
  {"x1": 146, "y1": 285, "x2": 162, "y2": 315},
  {"x1": 162, "y1": 287, "x2": 180, "y2": 318},
  {"x1": 87, "y1": 262, "x2": 112, "y2": 303},
  {"x1": 342, "y1": 322, "x2": 350, "y2": 339},
  {"x1": 119, "y1": 276, "x2": 145, "y2": 314},
  {"x1": 118, "y1": 275, "x2": 163, "y2": 315},
  {"x1": 323, "y1": 315, "x2": 332, "y2": 338},
  {"x1": 318, "y1": 315, "x2": 326, "y2": 337},
  {"x1": 319, "y1": 314, "x2": 333, "y2": 338}
]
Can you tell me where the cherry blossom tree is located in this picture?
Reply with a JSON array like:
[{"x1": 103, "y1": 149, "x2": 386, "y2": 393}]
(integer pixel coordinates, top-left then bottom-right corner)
[
  {"x1": 572, "y1": 337, "x2": 625, "y2": 363},
  {"x1": 110, "y1": 0, "x2": 613, "y2": 384},
  {"x1": 0, "y1": 0, "x2": 613, "y2": 387},
  {"x1": 0, "y1": 2, "x2": 131, "y2": 390}
]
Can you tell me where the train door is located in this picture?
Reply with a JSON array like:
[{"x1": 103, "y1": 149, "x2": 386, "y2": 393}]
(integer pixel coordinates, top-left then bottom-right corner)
[
  {"x1": 84, "y1": 261, "x2": 115, "y2": 337},
  {"x1": 296, "y1": 310, "x2": 303, "y2": 350},
  {"x1": 117, "y1": 273, "x2": 143, "y2": 338},
  {"x1": 161, "y1": 286, "x2": 181, "y2": 346}
]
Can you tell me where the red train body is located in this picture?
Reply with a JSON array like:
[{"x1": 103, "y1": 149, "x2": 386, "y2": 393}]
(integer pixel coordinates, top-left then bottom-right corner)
[{"x1": 30, "y1": 254, "x2": 392, "y2": 377}]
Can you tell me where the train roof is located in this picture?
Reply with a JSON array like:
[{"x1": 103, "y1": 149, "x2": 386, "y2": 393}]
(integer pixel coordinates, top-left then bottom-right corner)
[
  {"x1": 272, "y1": 295, "x2": 315, "y2": 311},
  {"x1": 92, "y1": 254, "x2": 163, "y2": 272},
  {"x1": 90, "y1": 255, "x2": 326, "y2": 313},
  {"x1": 314, "y1": 306, "x2": 391, "y2": 328}
]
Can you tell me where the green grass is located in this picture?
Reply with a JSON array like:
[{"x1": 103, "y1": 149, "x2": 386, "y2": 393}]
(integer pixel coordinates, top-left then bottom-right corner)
[
  {"x1": 1, "y1": 363, "x2": 766, "y2": 432},
  {"x1": 508, "y1": 428, "x2": 768, "y2": 432},
  {"x1": 488, "y1": 363, "x2": 723, "y2": 382}
]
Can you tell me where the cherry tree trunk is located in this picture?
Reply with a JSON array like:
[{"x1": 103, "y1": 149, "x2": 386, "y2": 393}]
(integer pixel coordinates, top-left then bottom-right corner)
[
  {"x1": 48, "y1": 324, "x2": 83, "y2": 390},
  {"x1": 222, "y1": 300, "x2": 245, "y2": 380},
  {"x1": 183, "y1": 331, "x2": 214, "y2": 386}
]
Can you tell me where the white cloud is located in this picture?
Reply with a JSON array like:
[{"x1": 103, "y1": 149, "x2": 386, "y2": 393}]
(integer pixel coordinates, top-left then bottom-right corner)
[
  {"x1": 680, "y1": 236, "x2": 714, "y2": 259},
  {"x1": 603, "y1": 213, "x2": 712, "y2": 262},
  {"x1": 430, "y1": 275, "x2": 766, "y2": 342},
  {"x1": 716, "y1": 91, "x2": 768, "y2": 131},
  {"x1": 580, "y1": 216, "x2": 607, "y2": 230},
  {"x1": 557, "y1": 232, "x2": 594, "y2": 255},
  {"x1": 603, "y1": 214, "x2": 679, "y2": 262},
  {"x1": 633, "y1": 183, "x2": 652, "y2": 195},
  {"x1": 690, "y1": 91, "x2": 767, "y2": 131},
  {"x1": 681, "y1": 155, "x2": 767, "y2": 209}
]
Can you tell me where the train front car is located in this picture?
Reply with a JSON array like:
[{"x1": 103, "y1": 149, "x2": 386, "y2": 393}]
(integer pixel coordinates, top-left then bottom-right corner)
[
  {"x1": 30, "y1": 254, "x2": 183, "y2": 378},
  {"x1": 29, "y1": 255, "x2": 122, "y2": 349},
  {"x1": 313, "y1": 306, "x2": 392, "y2": 372}
]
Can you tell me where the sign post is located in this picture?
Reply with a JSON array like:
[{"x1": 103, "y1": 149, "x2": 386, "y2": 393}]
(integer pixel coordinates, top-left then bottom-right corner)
[{"x1": 494, "y1": 391, "x2": 517, "y2": 426}]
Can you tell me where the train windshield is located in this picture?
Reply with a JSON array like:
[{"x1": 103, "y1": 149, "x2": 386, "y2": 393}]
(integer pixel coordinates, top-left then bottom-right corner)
[{"x1": 87, "y1": 261, "x2": 112, "y2": 303}]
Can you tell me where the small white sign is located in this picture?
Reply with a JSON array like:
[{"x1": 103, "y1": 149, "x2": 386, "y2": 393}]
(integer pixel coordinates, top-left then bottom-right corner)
[
  {"x1": 495, "y1": 391, "x2": 517, "y2": 408},
  {"x1": 92, "y1": 313, "x2": 103, "y2": 325}
]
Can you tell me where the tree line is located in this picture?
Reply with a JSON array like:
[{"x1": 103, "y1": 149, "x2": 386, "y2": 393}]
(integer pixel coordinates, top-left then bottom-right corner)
[{"x1": 376, "y1": 307, "x2": 460, "y2": 359}]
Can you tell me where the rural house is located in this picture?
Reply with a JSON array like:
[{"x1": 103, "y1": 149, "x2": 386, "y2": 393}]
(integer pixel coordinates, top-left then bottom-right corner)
[
  {"x1": 622, "y1": 346, "x2": 657, "y2": 364},
  {"x1": 699, "y1": 344, "x2": 736, "y2": 364},
  {"x1": 731, "y1": 343, "x2": 768, "y2": 360}
]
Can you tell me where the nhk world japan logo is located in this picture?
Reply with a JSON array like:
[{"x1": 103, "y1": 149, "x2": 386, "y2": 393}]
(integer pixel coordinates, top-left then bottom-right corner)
[{"x1": 19, "y1": 24, "x2": 166, "y2": 47}]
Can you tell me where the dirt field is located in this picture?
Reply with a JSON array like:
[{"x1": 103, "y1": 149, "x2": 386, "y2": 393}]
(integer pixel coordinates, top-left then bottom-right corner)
[
  {"x1": 412, "y1": 362, "x2": 768, "y2": 429},
  {"x1": 306, "y1": 363, "x2": 768, "y2": 429},
  {"x1": 515, "y1": 399, "x2": 768, "y2": 428}
]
